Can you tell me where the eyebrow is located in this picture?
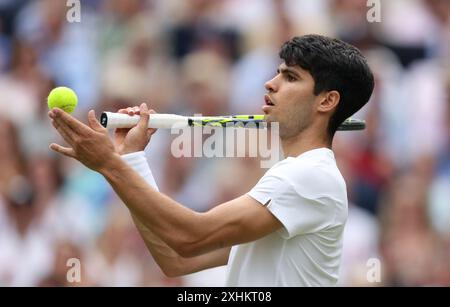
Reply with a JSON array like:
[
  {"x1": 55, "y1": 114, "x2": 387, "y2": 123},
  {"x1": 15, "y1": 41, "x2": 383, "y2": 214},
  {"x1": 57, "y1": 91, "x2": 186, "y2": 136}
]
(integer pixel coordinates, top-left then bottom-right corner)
[{"x1": 277, "y1": 66, "x2": 301, "y2": 78}]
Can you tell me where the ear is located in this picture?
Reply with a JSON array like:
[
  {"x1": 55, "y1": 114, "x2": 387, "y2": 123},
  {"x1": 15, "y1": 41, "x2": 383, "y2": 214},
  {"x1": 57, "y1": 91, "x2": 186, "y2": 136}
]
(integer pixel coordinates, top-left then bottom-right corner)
[{"x1": 317, "y1": 90, "x2": 340, "y2": 114}]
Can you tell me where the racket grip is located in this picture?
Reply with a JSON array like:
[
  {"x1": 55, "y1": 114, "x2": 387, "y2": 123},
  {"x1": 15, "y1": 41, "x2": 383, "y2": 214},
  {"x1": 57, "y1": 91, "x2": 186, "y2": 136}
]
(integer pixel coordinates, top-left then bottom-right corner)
[{"x1": 100, "y1": 112, "x2": 189, "y2": 129}]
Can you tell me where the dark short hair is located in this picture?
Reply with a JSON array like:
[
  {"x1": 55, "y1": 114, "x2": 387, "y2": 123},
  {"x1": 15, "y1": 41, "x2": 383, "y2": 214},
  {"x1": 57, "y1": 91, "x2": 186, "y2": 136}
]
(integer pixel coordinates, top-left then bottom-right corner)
[{"x1": 279, "y1": 34, "x2": 374, "y2": 137}]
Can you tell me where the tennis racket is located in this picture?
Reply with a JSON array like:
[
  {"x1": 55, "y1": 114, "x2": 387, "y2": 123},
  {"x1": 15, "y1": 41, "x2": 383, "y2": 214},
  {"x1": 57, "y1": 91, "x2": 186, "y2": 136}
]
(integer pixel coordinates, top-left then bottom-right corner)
[{"x1": 100, "y1": 112, "x2": 365, "y2": 131}]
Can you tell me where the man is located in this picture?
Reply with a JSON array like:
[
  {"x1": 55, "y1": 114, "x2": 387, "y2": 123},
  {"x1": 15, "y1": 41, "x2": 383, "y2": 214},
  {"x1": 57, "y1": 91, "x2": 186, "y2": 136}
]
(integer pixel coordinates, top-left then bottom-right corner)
[{"x1": 48, "y1": 34, "x2": 374, "y2": 286}]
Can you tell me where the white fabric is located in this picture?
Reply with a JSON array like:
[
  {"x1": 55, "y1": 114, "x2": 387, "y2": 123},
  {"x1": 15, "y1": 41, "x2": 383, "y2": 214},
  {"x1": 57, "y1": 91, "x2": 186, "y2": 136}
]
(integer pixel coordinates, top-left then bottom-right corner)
[
  {"x1": 226, "y1": 148, "x2": 348, "y2": 286},
  {"x1": 121, "y1": 151, "x2": 159, "y2": 191}
]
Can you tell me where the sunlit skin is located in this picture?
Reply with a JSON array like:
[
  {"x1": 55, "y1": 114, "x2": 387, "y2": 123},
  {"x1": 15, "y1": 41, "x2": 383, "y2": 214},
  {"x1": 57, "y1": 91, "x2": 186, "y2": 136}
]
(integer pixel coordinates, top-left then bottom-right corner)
[{"x1": 263, "y1": 62, "x2": 340, "y2": 157}]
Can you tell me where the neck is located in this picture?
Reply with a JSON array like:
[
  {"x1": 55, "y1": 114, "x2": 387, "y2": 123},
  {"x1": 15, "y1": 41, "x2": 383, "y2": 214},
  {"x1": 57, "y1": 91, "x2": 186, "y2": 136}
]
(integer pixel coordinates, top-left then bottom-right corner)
[{"x1": 281, "y1": 125, "x2": 331, "y2": 158}]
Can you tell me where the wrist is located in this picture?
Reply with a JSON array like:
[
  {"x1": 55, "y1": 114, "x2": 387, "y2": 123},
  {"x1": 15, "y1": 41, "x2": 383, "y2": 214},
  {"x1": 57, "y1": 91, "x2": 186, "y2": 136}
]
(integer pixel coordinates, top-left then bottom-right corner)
[
  {"x1": 120, "y1": 148, "x2": 144, "y2": 155},
  {"x1": 121, "y1": 150, "x2": 146, "y2": 159},
  {"x1": 117, "y1": 145, "x2": 143, "y2": 156},
  {"x1": 98, "y1": 152, "x2": 126, "y2": 178}
]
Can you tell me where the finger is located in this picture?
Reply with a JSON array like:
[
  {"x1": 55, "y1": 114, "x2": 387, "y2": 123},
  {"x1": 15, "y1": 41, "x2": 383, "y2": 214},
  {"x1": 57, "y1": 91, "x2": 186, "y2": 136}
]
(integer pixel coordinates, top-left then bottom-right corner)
[
  {"x1": 147, "y1": 128, "x2": 157, "y2": 138},
  {"x1": 133, "y1": 107, "x2": 149, "y2": 115},
  {"x1": 118, "y1": 109, "x2": 128, "y2": 114},
  {"x1": 148, "y1": 109, "x2": 156, "y2": 122},
  {"x1": 115, "y1": 128, "x2": 131, "y2": 135},
  {"x1": 138, "y1": 103, "x2": 149, "y2": 130},
  {"x1": 147, "y1": 109, "x2": 157, "y2": 137},
  {"x1": 50, "y1": 116, "x2": 76, "y2": 145},
  {"x1": 122, "y1": 107, "x2": 132, "y2": 116},
  {"x1": 87, "y1": 110, "x2": 105, "y2": 132},
  {"x1": 130, "y1": 106, "x2": 140, "y2": 116},
  {"x1": 49, "y1": 143, "x2": 76, "y2": 158},
  {"x1": 50, "y1": 108, "x2": 91, "y2": 135}
]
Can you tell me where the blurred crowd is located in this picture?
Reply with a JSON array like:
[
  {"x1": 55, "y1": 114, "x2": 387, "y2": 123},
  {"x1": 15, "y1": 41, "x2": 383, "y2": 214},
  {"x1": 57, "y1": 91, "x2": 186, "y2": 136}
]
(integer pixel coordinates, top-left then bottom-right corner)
[{"x1": 0, "y1": 0, "x2": 449, "y2": 286}]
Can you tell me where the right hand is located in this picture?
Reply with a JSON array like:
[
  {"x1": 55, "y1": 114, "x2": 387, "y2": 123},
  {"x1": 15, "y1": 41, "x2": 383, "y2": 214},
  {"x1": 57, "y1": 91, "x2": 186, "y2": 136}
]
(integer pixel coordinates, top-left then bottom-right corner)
[{"x1": 114, "y1": 103, "x2": 158, "y2": 155}]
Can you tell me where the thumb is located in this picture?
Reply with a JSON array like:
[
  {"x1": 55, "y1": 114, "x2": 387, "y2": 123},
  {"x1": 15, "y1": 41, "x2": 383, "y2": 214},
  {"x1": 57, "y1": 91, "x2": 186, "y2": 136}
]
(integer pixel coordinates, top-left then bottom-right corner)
[
  {"x1": 147, "y1": 109, "x2": 158, "y2": 138},
  {"x1": 87, "y1": 110, "x2": 104, "y2": 131},
  {"x1": 138, "y1": 103, "x2": 149, "y2": 130}
]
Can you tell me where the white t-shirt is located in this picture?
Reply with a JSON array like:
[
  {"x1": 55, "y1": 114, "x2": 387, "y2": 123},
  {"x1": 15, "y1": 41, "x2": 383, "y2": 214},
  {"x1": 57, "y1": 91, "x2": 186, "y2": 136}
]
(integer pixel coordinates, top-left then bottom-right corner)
[{"x1": 226, "y1": 148, "x2": 348, "y2": 286}]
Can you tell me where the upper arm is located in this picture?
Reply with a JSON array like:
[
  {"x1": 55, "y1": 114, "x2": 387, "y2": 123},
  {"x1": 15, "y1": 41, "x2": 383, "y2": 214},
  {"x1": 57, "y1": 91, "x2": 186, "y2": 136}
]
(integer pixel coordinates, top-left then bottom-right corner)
[
  {"x1": 181, "y1": 195, "x2": 283, "y2": 257},
  {"x1": 180, "y1": 161, "x2": 344, "y2": 257}
]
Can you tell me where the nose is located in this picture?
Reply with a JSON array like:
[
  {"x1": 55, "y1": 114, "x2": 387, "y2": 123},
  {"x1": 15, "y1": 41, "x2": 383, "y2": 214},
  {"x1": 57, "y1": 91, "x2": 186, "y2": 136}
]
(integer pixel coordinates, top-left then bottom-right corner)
[{"x1": 264, "y1": 75, "x2": 278, "y2": 93}]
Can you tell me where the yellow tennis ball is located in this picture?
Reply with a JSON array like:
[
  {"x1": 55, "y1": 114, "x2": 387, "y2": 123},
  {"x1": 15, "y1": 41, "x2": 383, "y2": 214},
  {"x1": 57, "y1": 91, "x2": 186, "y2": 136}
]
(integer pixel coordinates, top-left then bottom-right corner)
[{"x1": 47, "y1": 87, "x2": 78, "y2": 114}]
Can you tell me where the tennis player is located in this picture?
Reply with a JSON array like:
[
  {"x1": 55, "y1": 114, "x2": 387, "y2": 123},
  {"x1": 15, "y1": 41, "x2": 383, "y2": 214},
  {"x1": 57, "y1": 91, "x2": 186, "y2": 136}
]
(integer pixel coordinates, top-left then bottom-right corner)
[{"x1": 48, "y1": 34, "x2": 374, "y2": 286}]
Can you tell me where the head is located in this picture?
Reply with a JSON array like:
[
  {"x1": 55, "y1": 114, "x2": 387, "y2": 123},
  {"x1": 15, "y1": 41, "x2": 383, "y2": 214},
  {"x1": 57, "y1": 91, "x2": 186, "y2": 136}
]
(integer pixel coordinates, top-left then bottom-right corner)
[{"x1": 264, "y1": 34, "x2": 374, "y2": 141}]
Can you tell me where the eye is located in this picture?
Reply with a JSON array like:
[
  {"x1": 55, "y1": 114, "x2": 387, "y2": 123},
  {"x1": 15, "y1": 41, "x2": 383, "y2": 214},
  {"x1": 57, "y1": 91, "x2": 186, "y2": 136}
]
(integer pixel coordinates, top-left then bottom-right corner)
[{"x1": 286, "y1": 75, "x2": 296, "y2": 82}]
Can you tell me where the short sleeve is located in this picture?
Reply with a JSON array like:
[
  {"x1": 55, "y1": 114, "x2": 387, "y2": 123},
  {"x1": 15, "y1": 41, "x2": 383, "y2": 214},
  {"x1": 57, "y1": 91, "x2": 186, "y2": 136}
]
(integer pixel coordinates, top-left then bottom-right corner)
[{"x1": 247, "y1": 166, "x2": 337, "y2": 239}]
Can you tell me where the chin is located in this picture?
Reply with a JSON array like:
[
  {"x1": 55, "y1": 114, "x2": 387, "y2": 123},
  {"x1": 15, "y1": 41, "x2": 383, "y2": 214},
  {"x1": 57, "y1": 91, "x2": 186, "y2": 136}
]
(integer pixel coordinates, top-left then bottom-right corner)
[
  {"x1": 265, "y1": 115, "x2": 283, "y2": 134},
  {"x1": 264, "y1": 113, "x2": 276, "y2": 123}
]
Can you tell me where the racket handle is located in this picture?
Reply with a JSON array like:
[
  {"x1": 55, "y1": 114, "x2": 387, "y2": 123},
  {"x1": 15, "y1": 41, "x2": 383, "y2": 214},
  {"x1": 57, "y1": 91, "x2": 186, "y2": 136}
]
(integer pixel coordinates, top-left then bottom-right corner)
[{"x1": 100, "y1": 112, "x2": 189, "y2": 129}]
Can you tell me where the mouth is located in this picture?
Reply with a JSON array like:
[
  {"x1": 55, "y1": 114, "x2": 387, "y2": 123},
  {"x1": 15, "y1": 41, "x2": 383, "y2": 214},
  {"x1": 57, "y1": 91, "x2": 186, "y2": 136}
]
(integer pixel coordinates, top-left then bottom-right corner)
[{"x1": 264, "y1": 95, "x2": 275, "y2": 106}]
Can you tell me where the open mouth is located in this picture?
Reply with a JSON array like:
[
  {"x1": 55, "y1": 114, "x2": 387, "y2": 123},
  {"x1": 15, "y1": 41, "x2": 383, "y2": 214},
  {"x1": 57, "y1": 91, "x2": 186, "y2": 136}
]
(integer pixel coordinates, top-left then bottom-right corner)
[{"x1": 264, "y1": 95, "x2": 275, "y2": 106}]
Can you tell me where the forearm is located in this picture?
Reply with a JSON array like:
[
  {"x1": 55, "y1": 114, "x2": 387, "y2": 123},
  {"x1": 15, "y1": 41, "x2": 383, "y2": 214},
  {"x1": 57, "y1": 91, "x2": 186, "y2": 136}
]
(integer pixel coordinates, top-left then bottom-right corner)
[
  {"x1": 120, "y1": 152, "x2": 201, "y2": 274},
  {"x1": 131, "y1": 212, "x2": 229, "y2": 276},
  {"x1": 118, "y1": 152, "x2": 229, "y2": 276},
  {"x1": 101, "y1": 152, "x2": 279, "y2": 258},
  {"x1": 101, "y1": 154, "x2": 206, "y2": 256},
  {"x1": 130, "y1": 213, "x2": 184, "y2": 276}
]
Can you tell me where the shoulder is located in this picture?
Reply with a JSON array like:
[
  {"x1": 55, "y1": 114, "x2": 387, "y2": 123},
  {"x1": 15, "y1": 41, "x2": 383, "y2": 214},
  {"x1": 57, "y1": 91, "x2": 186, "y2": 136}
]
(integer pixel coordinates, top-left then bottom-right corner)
[
  {"x1": 251, "y1": 148, "x2": 348, "y2": 204},
  {"x1": 249, "y1": 149, "x2": 348, "y2": 236},
  {"x1": 267, "y1": 150, "x2": 346, "y2": 198}
]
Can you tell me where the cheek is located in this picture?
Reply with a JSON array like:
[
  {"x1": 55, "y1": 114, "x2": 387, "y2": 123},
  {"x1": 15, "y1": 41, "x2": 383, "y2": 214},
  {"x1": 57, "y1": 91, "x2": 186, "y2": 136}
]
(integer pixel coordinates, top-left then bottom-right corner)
[
  {"x1": 277, "y1": 84, "x2": 314, "y2": 115},
  {"x1": 281, "y1": 94, "x2": 304, "y2": 116},
  {"x1": 282, "y1": 85, "x2": 309, "y2": 106},
  {"x1": 285, "y1": 96, "x2": 314, "y2": 129}
]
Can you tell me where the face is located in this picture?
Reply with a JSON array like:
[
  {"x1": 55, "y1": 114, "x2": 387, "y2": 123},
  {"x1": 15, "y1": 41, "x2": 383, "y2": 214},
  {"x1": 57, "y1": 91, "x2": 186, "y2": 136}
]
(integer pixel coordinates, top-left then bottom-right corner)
[{"x1": 263, "y1": 63, "x2": 319, "y2": 139}]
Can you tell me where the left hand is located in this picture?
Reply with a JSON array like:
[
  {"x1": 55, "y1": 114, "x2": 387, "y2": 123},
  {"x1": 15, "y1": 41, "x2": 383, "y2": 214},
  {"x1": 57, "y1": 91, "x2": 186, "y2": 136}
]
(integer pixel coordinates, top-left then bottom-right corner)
[
  {"x1": 114, "y1": 103, "x2": 158, "y2": 155},
  {"x1": 48, "y1": 108, "x2": 119, "y2": 173}
]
